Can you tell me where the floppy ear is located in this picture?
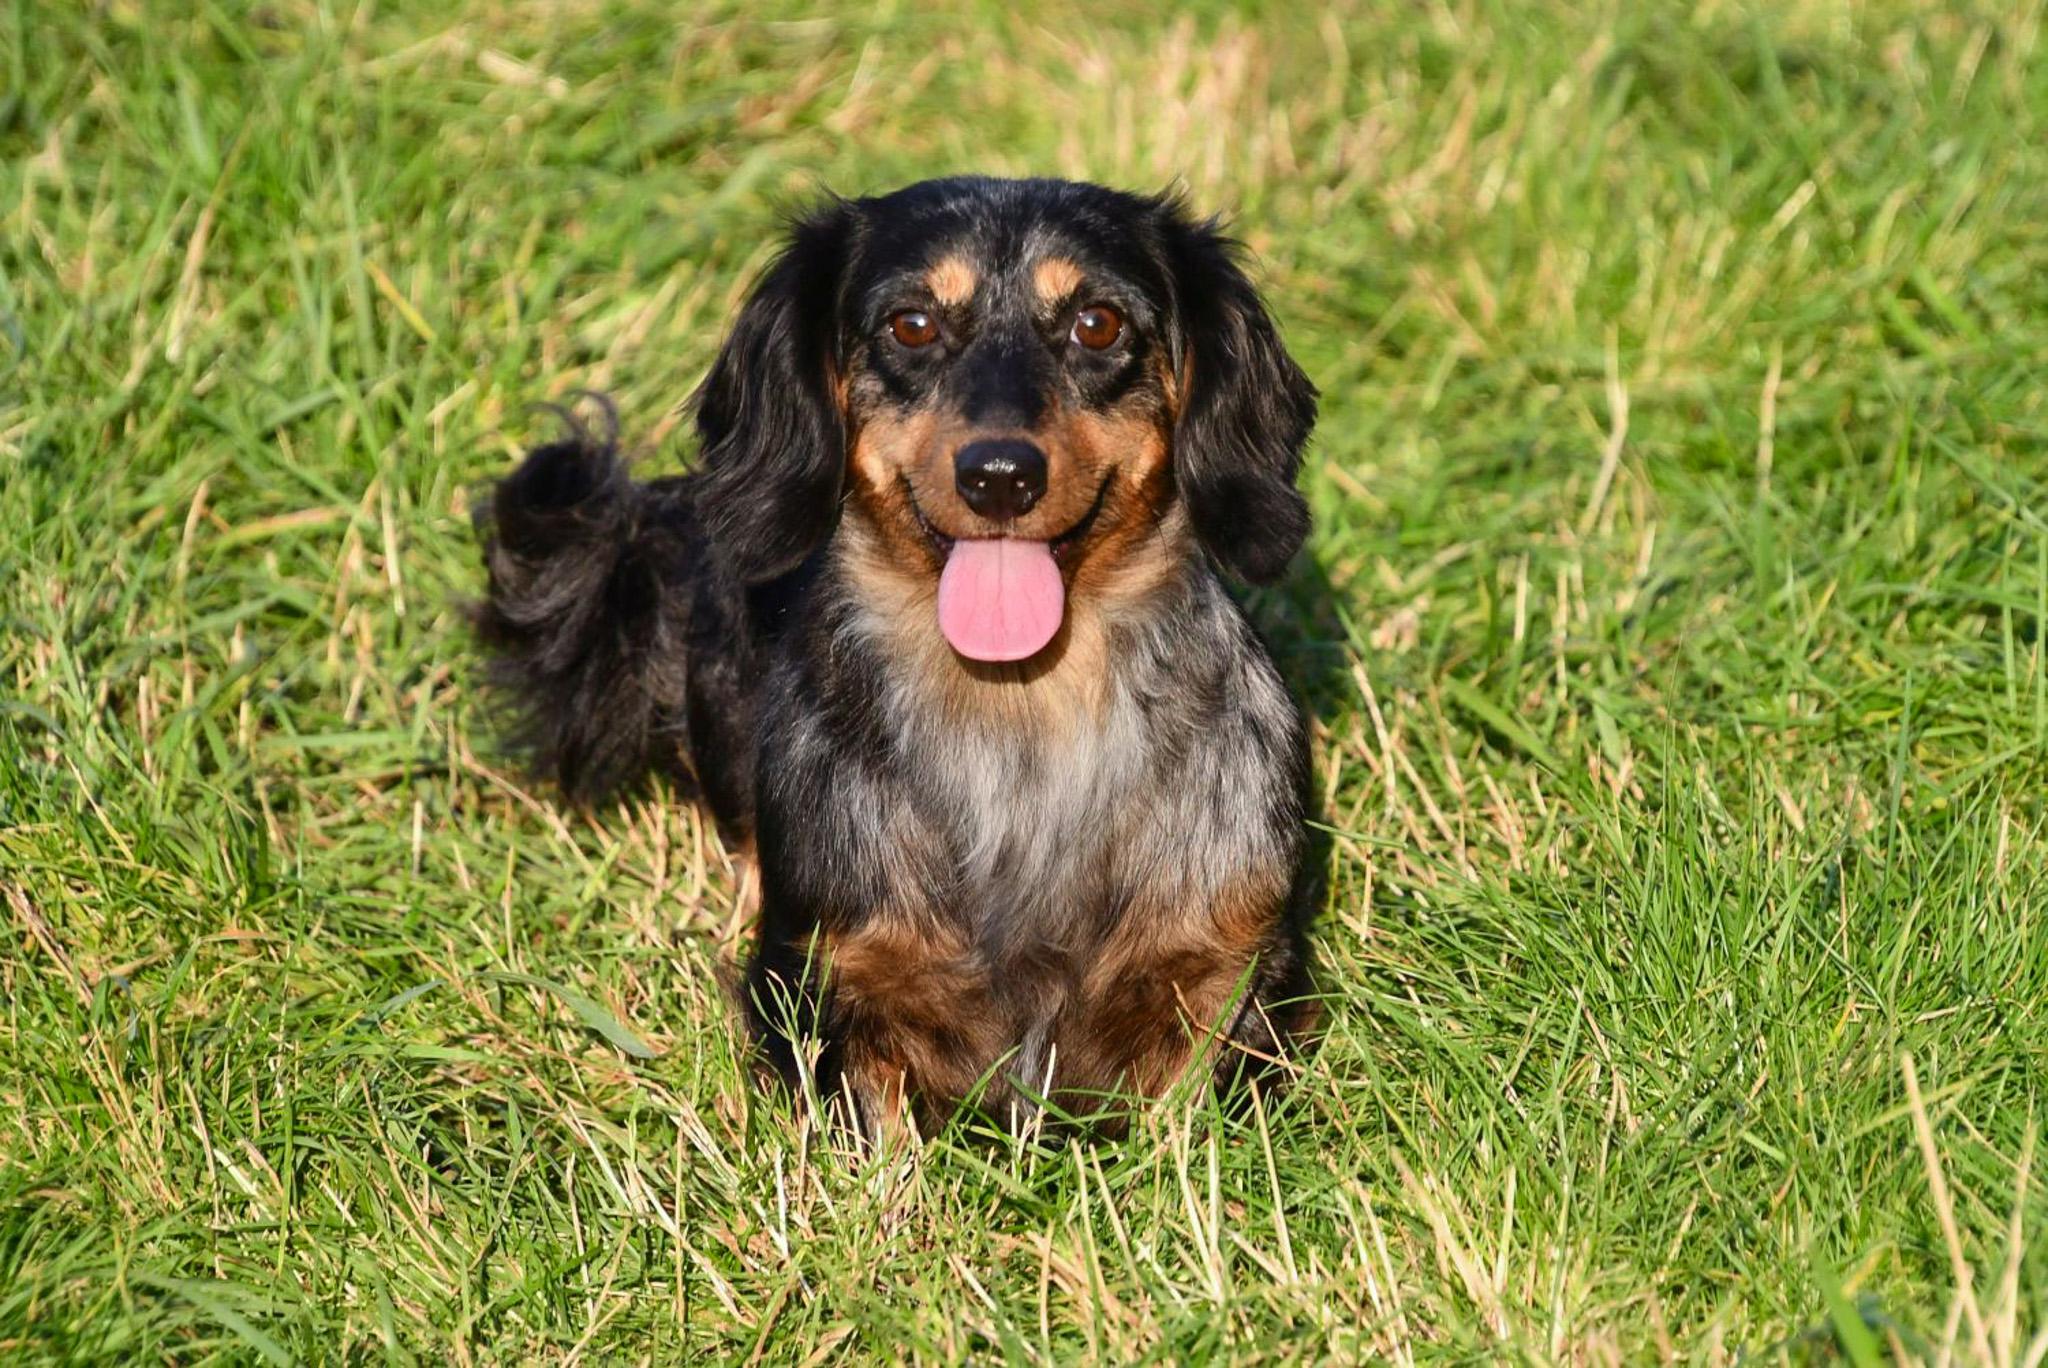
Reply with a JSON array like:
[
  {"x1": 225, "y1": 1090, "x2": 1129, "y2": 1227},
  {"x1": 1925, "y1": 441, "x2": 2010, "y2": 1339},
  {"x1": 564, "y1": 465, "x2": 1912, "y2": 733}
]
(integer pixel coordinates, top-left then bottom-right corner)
[
  {"x1": 692, "y1": 203, "x2": 854, "y2": 582},
  {"x1": 1162, "y1": 210, "x2": 1318, "y2": 584}
]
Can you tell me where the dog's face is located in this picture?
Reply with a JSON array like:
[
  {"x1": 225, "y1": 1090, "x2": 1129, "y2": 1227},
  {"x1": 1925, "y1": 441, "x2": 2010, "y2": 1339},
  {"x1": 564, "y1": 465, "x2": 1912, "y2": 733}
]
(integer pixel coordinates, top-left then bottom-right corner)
[{"x1": 693, "y1": 178, "x2": 1317, "y2": 664}]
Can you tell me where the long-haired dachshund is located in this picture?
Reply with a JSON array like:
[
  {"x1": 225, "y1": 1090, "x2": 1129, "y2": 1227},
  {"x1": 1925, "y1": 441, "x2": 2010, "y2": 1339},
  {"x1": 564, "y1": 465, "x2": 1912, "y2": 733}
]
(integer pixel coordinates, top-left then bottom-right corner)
[{"x1": 475, "y1": 177, "x2": 1320, "y2": 1137}]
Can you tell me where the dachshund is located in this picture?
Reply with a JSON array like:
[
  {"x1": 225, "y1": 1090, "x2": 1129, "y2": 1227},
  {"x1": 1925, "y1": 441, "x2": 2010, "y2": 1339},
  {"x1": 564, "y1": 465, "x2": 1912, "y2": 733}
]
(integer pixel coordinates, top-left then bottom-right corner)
[{"x1": 474, "y1": 177, "x2": 1320, "y2": 1138}]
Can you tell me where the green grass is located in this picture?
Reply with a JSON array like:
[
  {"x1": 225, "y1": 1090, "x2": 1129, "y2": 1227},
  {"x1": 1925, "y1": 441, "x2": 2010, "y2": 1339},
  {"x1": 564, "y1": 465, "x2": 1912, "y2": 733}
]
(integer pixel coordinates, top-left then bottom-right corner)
[{"x1": 4, "y1": 0, "x2": 2047, "y2": 1360}]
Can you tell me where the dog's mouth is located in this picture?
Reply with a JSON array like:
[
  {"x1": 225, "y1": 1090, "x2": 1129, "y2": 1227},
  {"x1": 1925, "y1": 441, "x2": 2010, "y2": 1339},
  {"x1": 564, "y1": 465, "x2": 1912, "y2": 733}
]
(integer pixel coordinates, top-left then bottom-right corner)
[
  {"x1": 904, "y1": 474, "x2": 1110, "y2": 568},
  {"x1": 904, "y1": 474, "x2": 1113, "y2": 663}
]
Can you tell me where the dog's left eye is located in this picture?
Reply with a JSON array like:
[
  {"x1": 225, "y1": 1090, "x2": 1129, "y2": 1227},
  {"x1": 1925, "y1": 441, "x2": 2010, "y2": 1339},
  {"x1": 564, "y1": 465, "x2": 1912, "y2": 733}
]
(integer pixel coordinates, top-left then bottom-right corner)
[
  {"x1": 1070, "y1": 305, "x2": 1123, "y2": 350},
  {"x1": 889, "y1": 310, "x2": 940, "y2": 349}
]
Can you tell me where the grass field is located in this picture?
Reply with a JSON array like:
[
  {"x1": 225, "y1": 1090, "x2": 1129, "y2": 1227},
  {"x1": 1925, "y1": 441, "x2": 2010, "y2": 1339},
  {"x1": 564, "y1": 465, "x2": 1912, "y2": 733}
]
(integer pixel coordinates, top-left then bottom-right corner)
[{"x1": 5, "y1": 0, "x2": 2048, "y2": 1360}]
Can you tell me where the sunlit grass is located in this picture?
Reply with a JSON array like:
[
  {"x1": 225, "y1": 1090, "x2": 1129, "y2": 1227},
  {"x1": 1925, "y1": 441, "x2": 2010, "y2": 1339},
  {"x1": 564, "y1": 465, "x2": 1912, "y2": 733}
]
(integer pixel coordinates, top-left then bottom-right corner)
[{"x1": 3, "y1": 0, "x2": 2046, "y2": 1360}]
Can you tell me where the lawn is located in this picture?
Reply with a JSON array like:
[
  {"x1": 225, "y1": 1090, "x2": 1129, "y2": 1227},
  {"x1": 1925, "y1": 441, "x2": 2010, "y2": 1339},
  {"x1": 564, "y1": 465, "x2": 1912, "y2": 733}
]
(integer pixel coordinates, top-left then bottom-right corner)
[{"x1": 4, "y1": 0, "x2": 2047, "y2": 1361}]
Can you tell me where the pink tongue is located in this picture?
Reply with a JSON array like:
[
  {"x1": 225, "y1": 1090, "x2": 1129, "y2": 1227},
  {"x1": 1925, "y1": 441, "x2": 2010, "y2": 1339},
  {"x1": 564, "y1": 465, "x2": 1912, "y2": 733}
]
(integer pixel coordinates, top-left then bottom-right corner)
[{"x1": 937, "y1": 539, "x2": 1065, "y2": 662}]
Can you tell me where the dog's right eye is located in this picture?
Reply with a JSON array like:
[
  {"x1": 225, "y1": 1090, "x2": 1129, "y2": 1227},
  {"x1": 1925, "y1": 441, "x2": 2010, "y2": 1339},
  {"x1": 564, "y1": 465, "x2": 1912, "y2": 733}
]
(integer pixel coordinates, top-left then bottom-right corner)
[
  {"x1": 1070, "y1": 304, "x2": 1124, "y2": 350},
  {"x1": 888, "y1": 310, "x2": 940, "y2": 349}
]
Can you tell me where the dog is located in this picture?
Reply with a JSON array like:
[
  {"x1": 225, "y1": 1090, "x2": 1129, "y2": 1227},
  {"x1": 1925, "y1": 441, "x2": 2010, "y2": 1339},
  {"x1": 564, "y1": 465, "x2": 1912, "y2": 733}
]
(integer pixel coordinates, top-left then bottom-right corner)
[{"x1": 475, "y1": 176, "x2": 1320, "y2": 1137}]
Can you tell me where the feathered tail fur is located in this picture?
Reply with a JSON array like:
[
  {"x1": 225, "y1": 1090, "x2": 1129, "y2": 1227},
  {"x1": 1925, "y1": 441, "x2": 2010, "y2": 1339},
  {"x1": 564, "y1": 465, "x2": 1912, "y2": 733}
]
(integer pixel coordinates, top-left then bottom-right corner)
[{"x1": 471, "y1": 408, "x2": 704, "y2": 803}]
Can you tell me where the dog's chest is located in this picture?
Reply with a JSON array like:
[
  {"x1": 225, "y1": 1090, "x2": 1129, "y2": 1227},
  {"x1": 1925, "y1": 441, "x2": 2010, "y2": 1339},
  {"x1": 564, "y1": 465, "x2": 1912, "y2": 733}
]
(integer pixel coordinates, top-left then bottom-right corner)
[
  {"x1": 857, "y1": 575, "x2": 1297, "y2": 959},
  {"x1": 895, "y1": 670, "x2": 1285, "y2": 954},
  {"x1": 909, "y1": 689, "x2": 1150, "y2": 936}
]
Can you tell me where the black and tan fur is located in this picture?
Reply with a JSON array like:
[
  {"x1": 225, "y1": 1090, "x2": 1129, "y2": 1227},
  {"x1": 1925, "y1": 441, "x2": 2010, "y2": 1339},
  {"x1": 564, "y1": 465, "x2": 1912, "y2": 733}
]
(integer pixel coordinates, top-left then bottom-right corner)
[{"x1": 475, "y1": 177, "x2": 1320, "y2": 1137}]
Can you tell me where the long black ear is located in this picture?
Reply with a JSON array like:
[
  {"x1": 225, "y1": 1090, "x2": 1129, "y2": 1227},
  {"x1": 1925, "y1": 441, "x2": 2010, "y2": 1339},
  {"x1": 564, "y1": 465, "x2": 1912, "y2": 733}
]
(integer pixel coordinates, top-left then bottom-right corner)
[
  {"x1": 692, "y1": 203, "x2": 854, "y2": 582},
  {"x1": 1161, "y1": 209, "x2": 1318, "y2": 584}
]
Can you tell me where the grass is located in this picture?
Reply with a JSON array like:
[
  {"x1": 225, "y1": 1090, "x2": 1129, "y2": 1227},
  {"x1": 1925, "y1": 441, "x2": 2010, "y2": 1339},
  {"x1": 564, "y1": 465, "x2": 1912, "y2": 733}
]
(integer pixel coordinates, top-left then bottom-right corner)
[{"x1": 3, "y1": 0, "x2": 2047, "y2": 1360}]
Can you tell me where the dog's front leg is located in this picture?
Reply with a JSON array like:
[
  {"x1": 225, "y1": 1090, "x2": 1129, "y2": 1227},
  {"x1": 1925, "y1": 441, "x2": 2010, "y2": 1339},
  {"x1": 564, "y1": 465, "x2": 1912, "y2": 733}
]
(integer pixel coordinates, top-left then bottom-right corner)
[
  {"x1": 743, "y1": 724, "x2": 1013, "y2": 1139},
  {"x1": 742, "y1": 906, "x2": 1013, "y2": 1142}
]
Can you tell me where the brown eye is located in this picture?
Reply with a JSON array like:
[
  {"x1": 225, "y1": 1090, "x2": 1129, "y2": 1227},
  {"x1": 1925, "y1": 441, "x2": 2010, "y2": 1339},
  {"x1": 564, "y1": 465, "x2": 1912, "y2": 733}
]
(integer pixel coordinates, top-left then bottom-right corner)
[
  {"x1": 889, "y1": 310, "x2": 940, "y2": 348},
  {"x1": 1071, "y1": 305, "x2": 1123, "y2": 350}
]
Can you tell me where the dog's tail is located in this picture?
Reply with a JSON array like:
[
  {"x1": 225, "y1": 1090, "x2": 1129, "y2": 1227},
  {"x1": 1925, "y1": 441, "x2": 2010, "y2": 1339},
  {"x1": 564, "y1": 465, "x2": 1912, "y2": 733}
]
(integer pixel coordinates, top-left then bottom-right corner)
[{"x1": 471, "y1": 405, "x2": 703, "y2": 803}]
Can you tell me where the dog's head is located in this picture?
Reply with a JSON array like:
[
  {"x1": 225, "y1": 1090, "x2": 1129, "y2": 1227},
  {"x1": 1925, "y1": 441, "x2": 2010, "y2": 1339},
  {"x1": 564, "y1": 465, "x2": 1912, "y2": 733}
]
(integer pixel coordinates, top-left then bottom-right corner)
[{"x1": 694, "y1": 177, "x2": 1316, "y2": 663}]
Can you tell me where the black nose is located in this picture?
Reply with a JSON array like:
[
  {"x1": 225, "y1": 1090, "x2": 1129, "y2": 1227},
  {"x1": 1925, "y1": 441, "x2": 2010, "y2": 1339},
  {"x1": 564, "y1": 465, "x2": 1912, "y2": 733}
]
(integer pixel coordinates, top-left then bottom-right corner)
[{"x1": 953, "y1": 439, "x2": 1047, "y2": 522}]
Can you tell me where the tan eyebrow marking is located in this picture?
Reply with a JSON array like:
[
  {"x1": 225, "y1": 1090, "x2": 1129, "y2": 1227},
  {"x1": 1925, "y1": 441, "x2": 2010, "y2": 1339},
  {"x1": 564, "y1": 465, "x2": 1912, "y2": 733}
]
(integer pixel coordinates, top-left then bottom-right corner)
[
  {"x1": 924, "y1": 255, "x2": 978, "y2": 306},
  {"x1": 1032, "y1": 257, "x2": 1084, "y2": 304}
]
